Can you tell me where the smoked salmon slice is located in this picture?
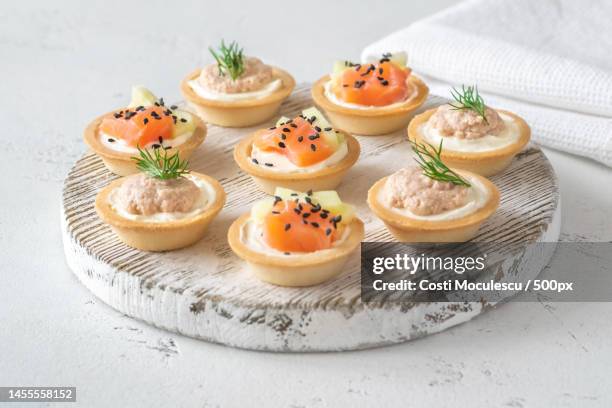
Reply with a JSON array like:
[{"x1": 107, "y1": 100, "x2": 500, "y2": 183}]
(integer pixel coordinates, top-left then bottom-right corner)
[
  {"x1": 253, "y1": 116, "x2": 335, "y2": 167},
  {"x1": 262, "y1": 198, "x2": 342, "y2": 253},
  {"x1": 332, "y1": 59, "x2": 411, "y2": 106},
  {"x1": 100, "y1": 105, "x2": 174, "y2": 147}
]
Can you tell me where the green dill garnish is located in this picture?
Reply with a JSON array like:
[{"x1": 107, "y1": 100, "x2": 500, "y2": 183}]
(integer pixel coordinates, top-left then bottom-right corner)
[
  {"x1": 132, "y1": 146, "x2": 190, "y2": 180},
  {"x1": 409, "y1": 139, "x2": 471, "y2": 187},
  {"x1": 449, "y1": 85, "x2": 489, "y2": 124},
  {"x1": 208, "y1": 40, "x2": 245, "y2": 81}
]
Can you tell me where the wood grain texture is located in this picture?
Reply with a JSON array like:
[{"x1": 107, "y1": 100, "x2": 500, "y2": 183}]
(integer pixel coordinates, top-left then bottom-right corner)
[{"x1": 61, "y1": 85, "x2": 560, "y2": 351}]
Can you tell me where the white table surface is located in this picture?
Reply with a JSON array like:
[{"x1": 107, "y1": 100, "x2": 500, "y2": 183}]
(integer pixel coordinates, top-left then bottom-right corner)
[{"x1": 1, "y1": 1, "x2": 611, "y2": 407}]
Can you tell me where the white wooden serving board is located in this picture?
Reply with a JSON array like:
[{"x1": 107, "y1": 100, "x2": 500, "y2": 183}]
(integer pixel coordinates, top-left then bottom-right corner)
[{"x1": 61, "y1": 85, "x2": 561, "y2": 352}]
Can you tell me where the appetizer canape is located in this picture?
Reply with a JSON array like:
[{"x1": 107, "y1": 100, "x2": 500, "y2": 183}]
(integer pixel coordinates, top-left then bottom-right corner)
[
  {"x1": 95, "y1": 147, "x2": 225, "y2": 251},
  {"x1": 234, "y1": 107, "x2": 360, "y2": 194},
  {"x1": 367, "y1": 140, "x2": 499, "y2": 243},
  {"x1": 181, "y1": 40, "x2": 295, "y2": 127},
  {"x1": 408, "y1": 85, "x2": 530, "y2": 176},
  {"x1": 311, "y1": 52, "x2": 429, "y2": 135},
  {"x1": 228, "y1": 187, "x2": 364, "y2": 286},
  {"x1": 84, "y1": 86, "x2": 206, "y2": 176}
]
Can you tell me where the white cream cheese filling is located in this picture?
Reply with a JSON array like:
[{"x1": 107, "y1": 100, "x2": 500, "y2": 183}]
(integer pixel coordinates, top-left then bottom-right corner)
[
  {"x1": 421, "y1": 113, "x2": 520, "y2": 153},
  {"x1": 240, "y1": 217, "x2": 351, "y2": 257},
  {"x1": 109, "y1": 175, "x2": 216, "y2": 222},
  {"x1": 250, "y1": 141, "x2": 348, "y2": 173},
  {"x1": 378, "y1": 174, "x2": 490, "y2": 221},
  {"x1": 99, "y1": 130, "x2": 194, "y2": 154},
  {"x1": 188, "y1": 78, "x2": 282, "y2": 101},
  {"x1": 323, "y1": 80, "x2": 414, "y2": 110}
]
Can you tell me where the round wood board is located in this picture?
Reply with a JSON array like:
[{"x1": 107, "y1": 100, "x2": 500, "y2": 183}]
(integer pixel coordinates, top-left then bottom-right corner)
[{"x1": 61, "y1": 85, "x2": 561, "y2": 352}]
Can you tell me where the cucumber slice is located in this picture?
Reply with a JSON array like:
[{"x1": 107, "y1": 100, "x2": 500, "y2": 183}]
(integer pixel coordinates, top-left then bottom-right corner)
[
  {"x1": 173, "y1": 109, "x2": 196, "y2": 135},
  {"x1": 251, "y1": 197, "x2": 275, "y2": 222},
  {"x1": 333, "y1": 60, "x2": 354, "y2": 74},
  {"x1": 276, "y1": 116, "x2": 291, "y2": 126},
  {"x1": 388, "y1": 51, "x2": 407, "y2": 68},
  {"x1": 128, "y1": 86, "x2": 158, "y2": 108},
  {"x1": 301, "y1": 107, "x2": 340, "y2": 149}
]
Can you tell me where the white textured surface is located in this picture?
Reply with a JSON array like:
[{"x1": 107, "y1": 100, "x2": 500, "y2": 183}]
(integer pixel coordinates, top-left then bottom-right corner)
[
  {"x1": 1, "y1": 1, "x2": 611, "y2": 407},
  {"x1": 362, "y1": 0, "x2": 612, "y2": 167}
]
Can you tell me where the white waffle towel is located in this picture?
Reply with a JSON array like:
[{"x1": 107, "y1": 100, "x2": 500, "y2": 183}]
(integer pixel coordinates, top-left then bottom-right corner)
[{"x1": 362, "y1": 0, "x2": 612, "y2": 167}]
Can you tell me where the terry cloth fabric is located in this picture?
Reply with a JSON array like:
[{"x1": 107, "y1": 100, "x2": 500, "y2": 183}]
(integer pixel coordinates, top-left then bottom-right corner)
[{"x1": 362, "y1": 0, "x2": 612, "y2": 167}]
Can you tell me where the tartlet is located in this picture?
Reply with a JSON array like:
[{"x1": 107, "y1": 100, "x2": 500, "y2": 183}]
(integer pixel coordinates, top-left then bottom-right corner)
[
  {"x1": 228, "y1": 188, "x2": 365, "y2": 286},
  {"x1": 311, "y1": 52, "x2": 429, "y2": 135},
  {"x1": 234, "y1": 107, "x2": 360, "y2": 194},
  {"x1": 367, "y1": 141, "x2": 499, "y2": 243},
  {"x1": 180, "y1": 41, "x2": 295, "y2": 127},
  {"x1": 95, "y1": 149, "x2": 225, "y2": 251},
  {"x1": 84, "y1": 86, "x2": 206, "y2": 176},
  {"x1": 408, "y1": 87, "x2": 531, "y2": 176}
]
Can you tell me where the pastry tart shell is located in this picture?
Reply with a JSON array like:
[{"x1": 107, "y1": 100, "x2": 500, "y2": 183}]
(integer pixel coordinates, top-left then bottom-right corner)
[
  {"x1": 180, "y1": 67, "x2": 296, "y2": 127},
  {"x1": 311, "y1": 74, "x2": 429, "y2": 135},
  {"x1": 228, "y1": 213, "x2": 365, "y2": 286},
  {"x1": 367, "y1": 171, "x2": 500, "y2": 243},
  {"x1": 84, "y1": 111, "x2": 207, "y2": 177},
  {"x1": 408, "y1": 108, "x2": 531, "y2": 176},
  {"x1": 233, "y1": 131, "x2": 361, "y2": 194},
  {"x1": 95, "y1": 172, "x2": 226, "y2": 251}
]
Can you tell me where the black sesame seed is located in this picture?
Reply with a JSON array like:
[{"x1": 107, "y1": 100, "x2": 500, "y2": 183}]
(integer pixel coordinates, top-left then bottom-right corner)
[
  {"x1": 284, "y1": 223, "x2": 291, "y2": 231},
  {"x1": 310, "y1": 144, "x2": 316, "y2": 151},
  {"x1": 113, "y1": 113, "x2": 122, "y2": 119},
  {"x1": 306, "y1": 189, "x2": 313, "y2": 196},
  {"x1": 304, "y1": 196, "x2": 312, "y2": 204},
  {"x1": 107, "y1": 138, "x2": 115, "y2": 143},
  {"x1": 324, "y1": 127, "x2": 332, "y2": 131},
  {"x1": 278, "y1": 142, "x2": 286, "y2": 148},
  {"x1": 294, "y1": 208, "x2": 301, "y2": 215},
  {"x1": 302, "y1": 219, "x2": 308, "y2": 225},
  {"x1": 314, "y1": 126, "x2": 321, "y2": 132},
  {"x1": 297, "y1": 203, "x2": 303, "y2": 211},
  {"x1": 284, "y1": 252, "x2": 290, "y2": 255},
  {"x1": 252, "y1": 158, "x2": 259, "y2": 164},
  {"x1": 273, "y1": 195, "x2": 282, "y2": 204},
  {"x1": 302, "y1": 212, "x2": 311, "y2": 218},
  {"x1": 280, "y1": 133, "x2": 287, "y2": 140},
  {"x1": 325, "y1": 228, "x2": 332, "y2": 236},
  {"x1": 333, "y1": 215, "x2": 342, "y2": 223},
  {"x1": 180, "y1": 118, "x2": 187, "y2": 123},
  {"x1": 152, "y1": 144, "x2": 161, "y2": 149},
  {"x1": 164, "y1": 146, "x2": 171, "y2": 150},
  {"x1": 342, "y1": 84, "x2": 349, "y2": 87},
  {"x1": 311, "y1": 222, "x2": 319, "y2": 228},
  {"x1": 381, "y1": 80, "x2": 389, "y2": 86},
  {"x1": 309, "y1": 116, "x2": 316, "y2": 123},
  {"x1": 291, "y1": 193, "x2": 298, "y2": 196},
  {"x1": 265, "y1": 163, "x2": 273, "y2": 167},
  {"x1": 297, "y1": 136, "x2": 304, "y2": 142},
  {"x1": 320, "y1": 212, "x2": 328, "y2": 219},
  {"x1": 379, "y1": 67, "x2": 384, "y2": 75},
  {"x1": 285, "y1": 119, "x2": 293, "y2": 123},
  {"x1": 282, "y1": 127, "x2": 290, "y2": 132},
  {"x1": 143, "y1": 118, "x2": 149, "y2": 125},
  {"x1": 170, "y1": 105, "x2": 178, "y2": 110},
  {"x1": 290, "y1": 123, "x2": 298, "y2": 128},
  {"x1": 308, "y1": 134, "x2": 319, "y2": 140},
  {"x1": 268, "y1": 126, "x2": 276, "y2": 130},
  {"x1": 158, "y1": 136, "x2": 163, "y2": 144},
  {"x1": 272, "y1": 211, "x2": 280, "y2": 214}
]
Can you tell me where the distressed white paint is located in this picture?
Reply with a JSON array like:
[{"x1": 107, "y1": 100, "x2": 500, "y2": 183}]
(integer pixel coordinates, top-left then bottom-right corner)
[{"x1": 61, "y1": 88, "x2": 560, "y2": 351}]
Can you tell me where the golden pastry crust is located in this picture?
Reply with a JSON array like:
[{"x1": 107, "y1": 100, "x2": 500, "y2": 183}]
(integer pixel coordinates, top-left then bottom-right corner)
[
  {"x1": 311, "y1": 74, "x2": 429, "y2": 135},
  {"x1": 233, "y1": 131, "x2": 360, "y2": 194},
  {"x1": 367, "y1": 171, "x2": 500, "y2": 243},
  {"x1": 180, "y1": 67, "x2": 296, "y2": 127},
  {"x1": 83, "y1": 110, "x2": 207, "y2": 176},
  {"x1": 408, "y1": 108, "x2": 531, "y2": 176},
  {"x1": 95, "y1": 172, "x2": 225, "y2": 251},
  {"x1": 228, "y1": 213, "x2": 365, "y2": 286}
]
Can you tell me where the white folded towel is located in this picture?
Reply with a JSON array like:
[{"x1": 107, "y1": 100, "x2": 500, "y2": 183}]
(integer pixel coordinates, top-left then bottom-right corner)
[{"x1": 362, "y1": 0, "x2": 612, "y2": 167}]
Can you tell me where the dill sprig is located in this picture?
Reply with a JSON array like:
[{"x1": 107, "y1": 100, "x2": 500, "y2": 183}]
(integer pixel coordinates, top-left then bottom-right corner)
[
  {"x1": 132, "y1": 146, "x2": 190, "y2": 180},
  {"x1": 209, "y1": 40, "x2": 245, "y2": 81},
  {"x1": 449, "y1": 85, "x2": 489, "y2": 124},
  {"x1": 409, "y1": 139, "x2": 471, "y2": 187}
]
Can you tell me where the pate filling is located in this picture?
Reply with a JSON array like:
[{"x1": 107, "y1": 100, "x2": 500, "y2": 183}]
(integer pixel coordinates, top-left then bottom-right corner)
[
  {"x1": 379, "y1": 167, "x2": 489, "y2": 221},
  {"x1": 422, "y1": 111, "x2": 520, "y2": 153},
  {"x1": 109, "y1": 174, "x2": 216, "y2": 222},
  {"x1": 189, "y1": 57, "x2": 282, "y2": 101}
]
